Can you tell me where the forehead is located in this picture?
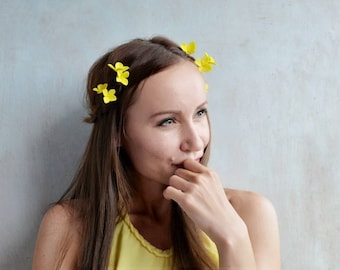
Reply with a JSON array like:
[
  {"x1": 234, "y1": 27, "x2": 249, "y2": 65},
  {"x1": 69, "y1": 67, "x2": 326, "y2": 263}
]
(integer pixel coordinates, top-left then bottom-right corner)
[{"x1": 129, "y1": 61, "x2": 207, "y2": 114}]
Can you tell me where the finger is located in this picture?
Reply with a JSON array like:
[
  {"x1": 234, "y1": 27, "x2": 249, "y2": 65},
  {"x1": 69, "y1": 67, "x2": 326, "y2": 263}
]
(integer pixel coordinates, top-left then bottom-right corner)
[
  {"x1": 163, "y1": 185, "x2": 183, "y2": 201},
  {"x1": 174, "y1": 167, "x2": 197, "y2": 181},
  {"x1": 183, "y1": 158, "x2": 207, "y2": 173},
  {"x1": 169, "y1": 174, "x2": 192, "y2": 192},
  {"x1": 163, "y1": 186, "x2": 196, "y2": 214},
  {"x1": 174, "y1": 166, "x2": 208, "y2": 184}
]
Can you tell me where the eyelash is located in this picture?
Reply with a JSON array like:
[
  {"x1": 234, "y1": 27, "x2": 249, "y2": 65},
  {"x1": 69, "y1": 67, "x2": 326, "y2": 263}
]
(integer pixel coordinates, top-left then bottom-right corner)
[
  {"x1": 157, "y1": 118, "x2": 175, "y2": 127},
  {"x1": 196, "y1": 108, "x2": 208, "y2": 118},
  {"x1": 157, "y1": 108, "x2": 208, "y2": 127}
]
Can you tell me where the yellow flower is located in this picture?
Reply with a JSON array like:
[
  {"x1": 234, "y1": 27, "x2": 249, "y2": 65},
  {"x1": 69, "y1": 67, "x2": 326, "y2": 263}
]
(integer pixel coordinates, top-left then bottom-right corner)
[
  {"x1": 116, "y1": 70, "x2": 129, "y2": 86},
  {"x1": 108, "y1": 62, "x2": 129, "y2": 86},
  {"x1": 195, "y1": 53, "x2": 216, "y2": 72},
  {"x1": 205, "y1": 83, "x2": 209, "y2": 91},
  {"x1": 93, "y1": 83, "x2": 108, "y2": 94},
  {"x1": 102, "y1": 89, "x2": 117, "y2": 104},
  {"x1": 93, "y1": 83, "x2": 117, "y2": 103},
  {"x1": 180, "y1": 41, "x2": 196, "y2": 55},
  {"x1": 108, "y1": 62, "x2": 129, "y2": 73}
]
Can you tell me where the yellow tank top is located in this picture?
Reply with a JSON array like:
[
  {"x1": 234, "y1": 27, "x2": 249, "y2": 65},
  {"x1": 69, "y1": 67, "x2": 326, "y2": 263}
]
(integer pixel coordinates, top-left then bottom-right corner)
[{"x1": 108, "y1": 215, "x2": 219, "y2": 269}]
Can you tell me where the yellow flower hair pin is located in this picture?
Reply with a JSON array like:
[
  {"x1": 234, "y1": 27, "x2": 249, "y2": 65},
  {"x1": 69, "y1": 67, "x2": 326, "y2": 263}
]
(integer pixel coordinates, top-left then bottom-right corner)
[
  {"x1": 195, "y1": 53, "x2": 216, "y2": 73},
  {"x1": 180, "y1": 41, "x2": 216, "y2": 72},
  {"x1": 180, "y1": 41, "x2": 196, "y2": 55},
  {"x1": 181, "y1": 41, "x2": 216, "y2": 91},
  {"x1": 92, "y1": 62, "x2": 129, "y2": 104},
  {"x1": 93, "y1": 83, "x2": 117, "y2": 104},
  {"x1": 108, "y1": 62, "x2": 130, "y2": 86}
]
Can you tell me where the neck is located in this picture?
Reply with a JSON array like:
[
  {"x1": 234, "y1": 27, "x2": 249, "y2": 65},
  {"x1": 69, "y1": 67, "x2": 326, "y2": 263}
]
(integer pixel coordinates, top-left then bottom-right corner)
[
  {"x1": 127, "y1": 178, "x2": 173, "y2": 250},
  {"x1": 128, "y1": 177, "x2": 172, "y2": 221}
]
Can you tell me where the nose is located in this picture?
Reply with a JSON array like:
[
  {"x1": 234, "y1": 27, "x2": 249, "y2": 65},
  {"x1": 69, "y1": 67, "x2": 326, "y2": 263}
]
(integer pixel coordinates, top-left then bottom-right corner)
[{"x1": 180, "y1": 122, "x2": 205, "y2": 152}]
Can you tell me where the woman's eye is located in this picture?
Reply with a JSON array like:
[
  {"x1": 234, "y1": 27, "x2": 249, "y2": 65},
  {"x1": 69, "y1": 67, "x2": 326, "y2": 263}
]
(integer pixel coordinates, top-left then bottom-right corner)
[
  {"x1": 158, "y1": 118, "x2": 175, "y2": 126},
  {"x1": 196, "y1": 108, "x2": 207, "y2": 117}
]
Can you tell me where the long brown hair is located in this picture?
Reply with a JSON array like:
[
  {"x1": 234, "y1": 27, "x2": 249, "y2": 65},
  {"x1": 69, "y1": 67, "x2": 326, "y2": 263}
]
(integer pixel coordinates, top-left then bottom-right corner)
[{"x1": 57, "y1": 36, "x2": 216, "y2": 269}]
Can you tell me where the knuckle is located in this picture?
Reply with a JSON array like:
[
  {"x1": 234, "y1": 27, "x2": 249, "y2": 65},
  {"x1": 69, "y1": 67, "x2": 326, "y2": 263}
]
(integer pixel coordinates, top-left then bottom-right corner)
[
  {"x1": 206, "y1": 170, "x2": 215, "y2": 178},
  {"x1": 203, "y1": 169, "x2": 217, "y2": 182},
  {"x1": 191, "y1": 173, "x2": 203, "y2": 184}
]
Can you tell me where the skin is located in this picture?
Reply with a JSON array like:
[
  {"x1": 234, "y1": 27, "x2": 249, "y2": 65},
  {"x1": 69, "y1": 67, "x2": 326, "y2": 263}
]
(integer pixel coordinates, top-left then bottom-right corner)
[{"x1": 32, "y1": 61, "x2": 281, "y2": 270}]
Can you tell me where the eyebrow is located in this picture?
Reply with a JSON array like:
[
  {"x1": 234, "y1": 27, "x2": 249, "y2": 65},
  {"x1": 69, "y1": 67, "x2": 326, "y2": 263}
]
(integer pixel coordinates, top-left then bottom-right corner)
[{"x1": 149, "y1": 101, "x2": 208, "y2": 119}]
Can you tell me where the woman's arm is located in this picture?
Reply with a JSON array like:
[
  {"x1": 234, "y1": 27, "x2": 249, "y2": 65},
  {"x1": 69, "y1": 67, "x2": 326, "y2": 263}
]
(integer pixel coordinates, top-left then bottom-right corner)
[
  {"x1": 223, "y1": 189, "x2": 281, "y2": 270},
  {"x1": 32, "y1": 204, "x2": 80, "y2": 270}
]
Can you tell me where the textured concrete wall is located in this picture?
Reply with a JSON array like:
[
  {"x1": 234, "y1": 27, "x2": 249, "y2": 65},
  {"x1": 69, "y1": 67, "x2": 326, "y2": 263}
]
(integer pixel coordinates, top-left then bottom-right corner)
[{"x1": 1, "y1": 1, "x2": 339, "y2": 269}]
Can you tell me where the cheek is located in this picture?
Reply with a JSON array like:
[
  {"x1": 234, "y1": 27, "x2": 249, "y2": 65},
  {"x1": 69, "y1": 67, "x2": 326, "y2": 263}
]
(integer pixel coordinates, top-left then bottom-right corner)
[
  {"x1": 125, "y1": 135, "x2": 176, "y2": 180},
  {"x1": 125, "y1": 133, "x2": 172, "y2": 164},
  {"x1": 201, "y1": 121, "x2": 211, "y2": 146}
]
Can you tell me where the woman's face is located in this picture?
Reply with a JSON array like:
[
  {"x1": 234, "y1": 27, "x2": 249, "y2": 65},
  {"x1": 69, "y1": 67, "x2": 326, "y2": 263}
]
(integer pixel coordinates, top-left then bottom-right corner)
[{"x1": 123, "y1": 60, "x2": 210, "y2": 186}]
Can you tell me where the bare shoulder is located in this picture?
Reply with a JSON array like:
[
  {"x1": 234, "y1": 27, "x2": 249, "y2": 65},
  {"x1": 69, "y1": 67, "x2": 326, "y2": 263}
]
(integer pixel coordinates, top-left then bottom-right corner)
[
  {"x1": 32, "y1": 203, "x2": 81, "y2": 270},
  {"x1": 39, "y1": 203, "x2": 76, "y2": 232},
  {"x1": 225, "y1": 188, "x2": 277, "y2": 220},
  {"x1": 225, "y1": 189, "x2": 281, "y2": 270}
]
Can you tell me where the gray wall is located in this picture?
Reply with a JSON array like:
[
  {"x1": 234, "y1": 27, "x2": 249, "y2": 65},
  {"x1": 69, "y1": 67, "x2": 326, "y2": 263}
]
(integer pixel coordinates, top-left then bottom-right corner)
[{"x1": 1, "y1": 1, "x2": 339, "y2": 269}]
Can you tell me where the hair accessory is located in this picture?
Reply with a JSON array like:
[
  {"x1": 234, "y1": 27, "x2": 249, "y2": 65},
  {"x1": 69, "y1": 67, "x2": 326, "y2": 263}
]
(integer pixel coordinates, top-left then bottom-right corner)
[
  {"x1": 180, "y1": 41, "x2": 216, "y2": 73},
  {"x1": 93, "y1": 62, "x2": 129, "y2": 104},
  {"x1": 107, "y1": 62, "x2": 129, "y2": 86},
  {"x1": 93, "y1": 83, "x2": 117, "y2": 104},
  {"x1": 195, "y1": 53, "x2": 216, "y2": 73},
  {"x1": 180, "y1": 41, "x2": 196, "y2": 55},
  {"x1": 181, "y1": 41, "x2": 216, "y2": 91}
]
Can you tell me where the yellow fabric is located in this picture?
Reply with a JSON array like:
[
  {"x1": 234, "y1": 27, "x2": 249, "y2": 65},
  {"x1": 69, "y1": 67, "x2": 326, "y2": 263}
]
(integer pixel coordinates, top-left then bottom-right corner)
[{"x1": 108, "y1": 215, "x2": 219, "y2": 269}]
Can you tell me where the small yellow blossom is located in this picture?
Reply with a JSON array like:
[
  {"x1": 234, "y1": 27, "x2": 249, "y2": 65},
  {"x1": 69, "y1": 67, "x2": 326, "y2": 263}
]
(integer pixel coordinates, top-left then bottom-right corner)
[
  {"x1": 116, "y1": 70, "x2": 129, "y2": 86},
  {"x1": 108, "y1": 62, "x2": 129, "y2": 73},
  {"x1": 205, "y1": 83, "x2": 209, "y2": 91},
  {"x1": 195, "y1": 53, "x2": 216, "y2": 72},
  {"x1": 102, "y1": 89, "x2": 117, "y2": 104},
  {"x1": 93, "y1": 83, "x2": 108, "y2": 94},
  {"x1": 180, "y1": 41, "x2": 196, "y2": 55},
  {"x1": 108, "y1": 62, "x2": 129, "y2": 86}
]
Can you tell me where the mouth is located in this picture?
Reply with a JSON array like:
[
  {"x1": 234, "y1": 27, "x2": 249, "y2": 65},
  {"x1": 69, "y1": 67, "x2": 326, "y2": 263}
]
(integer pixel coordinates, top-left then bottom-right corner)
[{"x1": 175, "y1": 163, "x2": 184, "y2": 169}]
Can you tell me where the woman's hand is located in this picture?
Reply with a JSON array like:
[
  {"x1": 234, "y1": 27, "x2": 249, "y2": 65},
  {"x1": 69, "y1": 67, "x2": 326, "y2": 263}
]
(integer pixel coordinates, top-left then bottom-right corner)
[
  {"x1": 163, "y1": 159, "x2": 243, "y2": 244},
  {"x1": 163, "y1": 159, "x2": 274, "y2": 270}
]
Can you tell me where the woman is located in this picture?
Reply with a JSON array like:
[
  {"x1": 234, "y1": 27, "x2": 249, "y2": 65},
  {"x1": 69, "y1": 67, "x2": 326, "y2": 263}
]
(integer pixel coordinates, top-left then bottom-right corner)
[{"x1": 32, "y1": 36, "x2": 281, "y2": 269}]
